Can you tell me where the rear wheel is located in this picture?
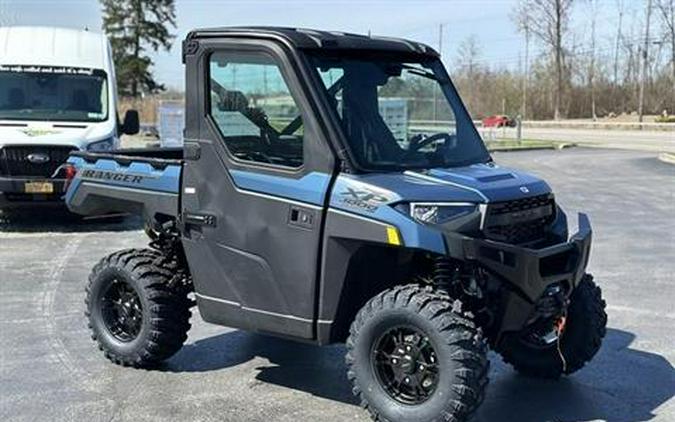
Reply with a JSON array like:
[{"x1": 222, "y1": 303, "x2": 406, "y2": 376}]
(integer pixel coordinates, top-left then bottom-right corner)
[
  {"x1": 85, "y1": 248, "x2": 192, "y2": 367},
  {"x1": 498, "y1": 274, "x2": 607, "y2": 378},
  {"x1": 346, "y1": 285, "x2": 488, "y2": 422}
]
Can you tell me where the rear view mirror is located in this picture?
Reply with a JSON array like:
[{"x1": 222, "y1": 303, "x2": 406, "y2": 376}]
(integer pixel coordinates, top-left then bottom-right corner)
[{"x1": 120, "y1": 109, "x2": 140, "y2": 135}]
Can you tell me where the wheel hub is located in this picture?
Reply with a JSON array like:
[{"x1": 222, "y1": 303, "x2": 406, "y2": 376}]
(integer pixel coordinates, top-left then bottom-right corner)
[
  {"x1": 100, "y1": 278, "x2": 143, "y2": 342},
  {"x1": 373, "y1": 326, "x2": 439, "y2": 405}
]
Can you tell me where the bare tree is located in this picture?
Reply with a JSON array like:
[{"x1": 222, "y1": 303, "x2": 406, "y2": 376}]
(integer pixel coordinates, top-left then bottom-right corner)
[
  {"x1": 656, "y1": 0, "x2": 675, "y2": 110},
  {"x1": 0, "y1": 0, "x2": 15, "y2": 26},
  {"x1": 614, "y1": 1, "x2": 626, "y2": 85},
  {"x1": 612, "y1": 0, "x2": 626, "y2": 111},
  {"x1": 586, "y1": 0, "x2": 598, "y2": 119},
  {"x1": 512, "y1": 10, "x2": 532, "y2": 118},
  {"x1": 514, "y1": 0, "x2": 574, "y2": 120},
  {"x1": 455, "y1": 35, "x2": 482, "y2": 112},
  {"x1": 639, "y1": 0, "x2": 654, "y2": 123}
]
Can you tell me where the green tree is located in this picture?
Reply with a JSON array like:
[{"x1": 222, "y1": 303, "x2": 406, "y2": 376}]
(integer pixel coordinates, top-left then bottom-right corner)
[{"x1": 100, "y1": 0, "x2": 176, "y2": 97}]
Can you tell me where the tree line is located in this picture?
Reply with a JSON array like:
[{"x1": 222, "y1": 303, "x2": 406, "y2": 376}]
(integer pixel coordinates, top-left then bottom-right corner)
[
  {"x1": 96, "y1": 0, "x2": 674, "y2": 122},
  {"x1": 452, "y1": 0, "x2": 675, "y2": 121}
]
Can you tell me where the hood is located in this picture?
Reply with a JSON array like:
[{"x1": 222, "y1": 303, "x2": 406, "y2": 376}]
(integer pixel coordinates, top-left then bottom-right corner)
[
  {"x1": 0, "y1": 120, "x2": 116, "y2": 150},
  {"x1": 350, "y1": 162, "x2": 551, "y2": 204}
]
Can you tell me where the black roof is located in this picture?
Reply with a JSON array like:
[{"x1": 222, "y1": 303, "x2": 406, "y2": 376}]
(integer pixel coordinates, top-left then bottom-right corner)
[{"x1": 186, "y1": 26, "x2": 439, "y2": 57}]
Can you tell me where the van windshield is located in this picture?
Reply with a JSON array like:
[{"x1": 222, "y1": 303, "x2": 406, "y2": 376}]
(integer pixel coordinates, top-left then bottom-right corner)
[
  {"x1": 0, "y1": 65, "x2": 109, "y2": 123},
  {"x1": 309, "y1": 53, "x2": 490, "y2": 171}
]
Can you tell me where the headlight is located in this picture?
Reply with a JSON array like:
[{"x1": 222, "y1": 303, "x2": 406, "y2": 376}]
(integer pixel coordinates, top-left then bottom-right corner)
[
  {"x1": 87, "y1": 137, "x2": 115, "y2": 152},
  {"x1": 409, "y1": 202, "x2": 477, "y2": 225}
]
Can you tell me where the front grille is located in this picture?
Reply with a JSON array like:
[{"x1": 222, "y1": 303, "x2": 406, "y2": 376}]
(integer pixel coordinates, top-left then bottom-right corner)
[
  {"x1": 0, "y1": 145, "x2": 76, "y2": 177},
  {"x1": 484, "y1": 194, "x2": 555, "y2": 245}
]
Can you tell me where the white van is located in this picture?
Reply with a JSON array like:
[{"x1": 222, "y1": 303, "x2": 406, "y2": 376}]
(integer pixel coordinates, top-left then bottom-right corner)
[{"x1": 0, "y1": 26, "x2": 138, "y2": 210}]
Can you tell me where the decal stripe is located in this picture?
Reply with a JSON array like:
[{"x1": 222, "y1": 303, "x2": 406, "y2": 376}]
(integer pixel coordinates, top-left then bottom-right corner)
[
  {"x1": 194, "y1": 292, "x2": 322, "y2": 323},
  {"x1": 328, "y1": 207, "x2": 391, "y2": 228},
  {"x1": 229, "y1": 170, "x2": 330, "y2": 206},
  {"x1": 404, "y1": 170, "x2": 489, "y2": 202}
]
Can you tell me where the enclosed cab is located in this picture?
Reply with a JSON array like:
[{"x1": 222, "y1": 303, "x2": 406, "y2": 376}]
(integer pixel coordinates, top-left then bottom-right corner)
[{"x1": 0, "y1": 26, "x2": 138, "y2": 211}]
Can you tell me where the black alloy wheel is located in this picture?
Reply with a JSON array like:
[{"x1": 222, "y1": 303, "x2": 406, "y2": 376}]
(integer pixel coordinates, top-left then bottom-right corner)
[
  {"x1": 372, "y1": 326, "x2": 439, "y2": 405},
  {"x1": 100, "y1": 278, "x2": 143, "y2": 342}
]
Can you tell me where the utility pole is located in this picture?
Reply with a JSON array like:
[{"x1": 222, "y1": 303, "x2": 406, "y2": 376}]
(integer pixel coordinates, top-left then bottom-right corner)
[
  {"x1": 589, "y1": 0, "x2": 597, "y2": 121},
  {"x1": 522, "y1": 25, "x2": 530, "y2": 120},
  {"x1": 638, "y1": 0, "x2": 653, "y2": 124},
  {"x1": 613, "y1": 0, "x2": 624, "y2": 107},
  {"x1": 433, "y1": 23, "x2": 443, "y2": 122}
]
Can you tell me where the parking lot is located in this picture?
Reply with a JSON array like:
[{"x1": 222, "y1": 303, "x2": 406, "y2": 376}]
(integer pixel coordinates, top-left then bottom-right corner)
[{"x1": 1, "y1": 148, "x2": 673, "y2": 422}]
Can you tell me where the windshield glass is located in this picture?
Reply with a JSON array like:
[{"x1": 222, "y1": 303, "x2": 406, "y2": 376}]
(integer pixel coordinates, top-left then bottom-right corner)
[
  {"x1": 310, "y1": 54, "x2": 489, "y2": 171},
  {"x1": 0, "y1": 65, "x2": 108, "y2": 123}
]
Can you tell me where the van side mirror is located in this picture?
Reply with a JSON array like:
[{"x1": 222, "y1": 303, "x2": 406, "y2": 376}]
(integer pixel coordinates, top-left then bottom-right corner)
[{"x1": 120, "y1": 110, "x2": 140, "y2": 135}]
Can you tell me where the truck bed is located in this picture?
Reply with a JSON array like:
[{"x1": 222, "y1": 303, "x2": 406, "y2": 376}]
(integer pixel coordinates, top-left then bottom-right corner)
[{"x1": 65, "y1": 148, "x2": 183, "y2": 220}]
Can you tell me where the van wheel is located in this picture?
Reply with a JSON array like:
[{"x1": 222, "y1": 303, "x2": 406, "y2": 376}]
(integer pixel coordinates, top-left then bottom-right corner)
[
  {"x1": 85, "y1": 248, "x2": 192, "y2": 367},
  {"x1": 346, "y1": 285, "x2": 489, "y2": 422}
]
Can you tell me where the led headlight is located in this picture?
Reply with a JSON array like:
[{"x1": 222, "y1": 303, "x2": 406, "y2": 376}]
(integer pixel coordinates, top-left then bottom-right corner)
[
  {"x1": 87, "y1": 137, "x2": 115, "y2": 152},
  {"x1": 409, "y1": 202, "x2": 477, "y2": 225}
]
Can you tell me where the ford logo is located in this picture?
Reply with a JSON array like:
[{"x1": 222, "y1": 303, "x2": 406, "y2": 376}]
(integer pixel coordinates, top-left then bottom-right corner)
[{"x1": 26, "y1": 153, "x2": 50, "y2": 164}]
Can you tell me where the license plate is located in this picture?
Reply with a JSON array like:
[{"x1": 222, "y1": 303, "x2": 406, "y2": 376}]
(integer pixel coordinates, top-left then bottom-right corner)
[{"x1": 24, "y1": 182, "x2": 54, "y2": 194}]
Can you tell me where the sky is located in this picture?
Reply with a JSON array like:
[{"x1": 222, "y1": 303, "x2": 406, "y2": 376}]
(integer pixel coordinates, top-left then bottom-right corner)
[{"x1": 1, "y1": 0, "x2": 639, "y2": 91}]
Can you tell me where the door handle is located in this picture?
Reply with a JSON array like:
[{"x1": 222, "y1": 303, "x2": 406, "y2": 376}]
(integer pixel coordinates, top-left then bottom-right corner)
[
  {"x1": 184, "y1": 212, "x2": 216, "y2": 227},
  {"x1": 288, "y1": 205, "x2": 315, "y2": 229}
]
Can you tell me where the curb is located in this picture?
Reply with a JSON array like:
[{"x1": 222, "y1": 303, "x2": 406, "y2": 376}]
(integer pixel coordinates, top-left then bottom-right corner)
[
  {"x1": 658, "y1": 152, "x2": 675, "y2": 165},
  {"x1": 489, "y1": 143, "x2": 576, "y2": 152}
]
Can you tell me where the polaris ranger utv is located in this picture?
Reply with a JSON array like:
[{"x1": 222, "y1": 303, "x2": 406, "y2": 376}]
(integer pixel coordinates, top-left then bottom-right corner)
[{"x1": 65, "y1": 27, "x2": 607, "y2": 422}]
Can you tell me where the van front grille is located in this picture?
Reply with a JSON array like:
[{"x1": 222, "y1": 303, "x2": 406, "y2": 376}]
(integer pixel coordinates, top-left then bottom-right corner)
[{"x1": 0, "y1": 145, "x2": 76, "y2": 177}]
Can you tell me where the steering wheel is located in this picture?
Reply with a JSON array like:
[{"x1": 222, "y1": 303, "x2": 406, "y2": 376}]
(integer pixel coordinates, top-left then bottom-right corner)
[{"x1": 407, "y1": 132, "x2": 455, "y2": 154}]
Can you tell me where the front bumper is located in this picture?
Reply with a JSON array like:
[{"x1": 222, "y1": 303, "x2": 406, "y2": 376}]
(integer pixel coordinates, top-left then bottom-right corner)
[
  {"x1": 444, "y1": 213, "x2": 592, "y2": 333},
  {"x1": 0, "y1": 177, "x2": 68, "y2": 209}
]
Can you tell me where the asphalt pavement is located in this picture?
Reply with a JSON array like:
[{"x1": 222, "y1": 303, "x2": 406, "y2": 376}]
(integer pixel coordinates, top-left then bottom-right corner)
[{"x1": 0, "y1": 148, "x2": 673, "y2": 422}]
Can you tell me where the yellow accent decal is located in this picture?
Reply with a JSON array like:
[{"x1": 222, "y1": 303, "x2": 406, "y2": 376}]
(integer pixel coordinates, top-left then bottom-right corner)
[{"x1": 386, "y1": 226, "x2": 401, "y2": 246}]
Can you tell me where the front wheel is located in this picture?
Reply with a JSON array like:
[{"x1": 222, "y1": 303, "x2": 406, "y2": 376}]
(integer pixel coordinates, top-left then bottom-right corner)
[
  {"x1": 346, "y1": 285, "x2": 488, "y2": 422},
  {"x1": 498, "y1": 274, "x2": 607, "y2": 378},
  {"x1": 85, "y1": 248, "x2": 192, "y2": 367}
]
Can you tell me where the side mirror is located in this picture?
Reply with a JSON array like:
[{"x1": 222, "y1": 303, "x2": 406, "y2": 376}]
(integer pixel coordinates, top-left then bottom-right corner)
[{"x1": 120, "y1": 109, "x2": 140, "y2": 135}]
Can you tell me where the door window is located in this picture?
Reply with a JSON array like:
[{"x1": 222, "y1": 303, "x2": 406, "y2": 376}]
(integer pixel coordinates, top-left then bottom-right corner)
[{"x1": 208, "y1": 52, "x2": 304, "y2": 168}]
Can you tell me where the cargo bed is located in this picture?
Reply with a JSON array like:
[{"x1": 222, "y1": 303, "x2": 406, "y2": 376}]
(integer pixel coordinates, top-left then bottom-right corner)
[{"x1": 65, "y1": 148, "x2": 183, "y2": 220}]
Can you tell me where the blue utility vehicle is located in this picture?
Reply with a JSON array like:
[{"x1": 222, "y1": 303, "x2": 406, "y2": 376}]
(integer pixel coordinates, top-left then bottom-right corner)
[{"x1": 66, "y1": 27, "x2": 606, "y2": 422}]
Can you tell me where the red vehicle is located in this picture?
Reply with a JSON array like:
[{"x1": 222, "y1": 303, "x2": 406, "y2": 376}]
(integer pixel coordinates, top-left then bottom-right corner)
[{"x1": 482, "y1": 115, "x2": 517, "y2": 128}]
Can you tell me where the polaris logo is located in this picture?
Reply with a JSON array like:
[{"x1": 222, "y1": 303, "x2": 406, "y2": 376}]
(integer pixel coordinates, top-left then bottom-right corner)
[{"x1": 26, "y1": 153, "x2": 50, "y2": 164}]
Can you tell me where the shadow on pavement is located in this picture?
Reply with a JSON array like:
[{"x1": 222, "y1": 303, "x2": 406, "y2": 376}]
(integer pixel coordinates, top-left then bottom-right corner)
[
  {"x1": 0, "y1": 209, "x2": 143, "y2": 233},
  {"x1": 166, "y1": 328, "x2": 674, "y2": 421},
  {"x1": 478, "y1": 328, "x2": 675, "y2": 422},
  {"x1": 167, "y1": 330, "x2": 357, "y2": 405}
]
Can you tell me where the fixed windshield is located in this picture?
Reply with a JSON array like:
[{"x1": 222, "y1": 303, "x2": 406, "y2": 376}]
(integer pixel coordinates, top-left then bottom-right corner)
[
  {"x1": 310, "y1": 54, "x2": 490, "y2": 171},
  {"x1": 0, "y1": 65, "x2": 108, "y2": 123}
]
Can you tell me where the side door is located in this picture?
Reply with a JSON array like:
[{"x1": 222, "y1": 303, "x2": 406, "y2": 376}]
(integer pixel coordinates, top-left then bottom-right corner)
[{"x1": 181, "y1": 39, "x2": 336, "y2": 340}]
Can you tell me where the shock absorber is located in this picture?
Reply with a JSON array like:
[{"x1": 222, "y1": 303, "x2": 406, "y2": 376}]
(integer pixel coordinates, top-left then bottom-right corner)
[{"x1": 432, "y1": 256, "x2": 456, "y2": 292}]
